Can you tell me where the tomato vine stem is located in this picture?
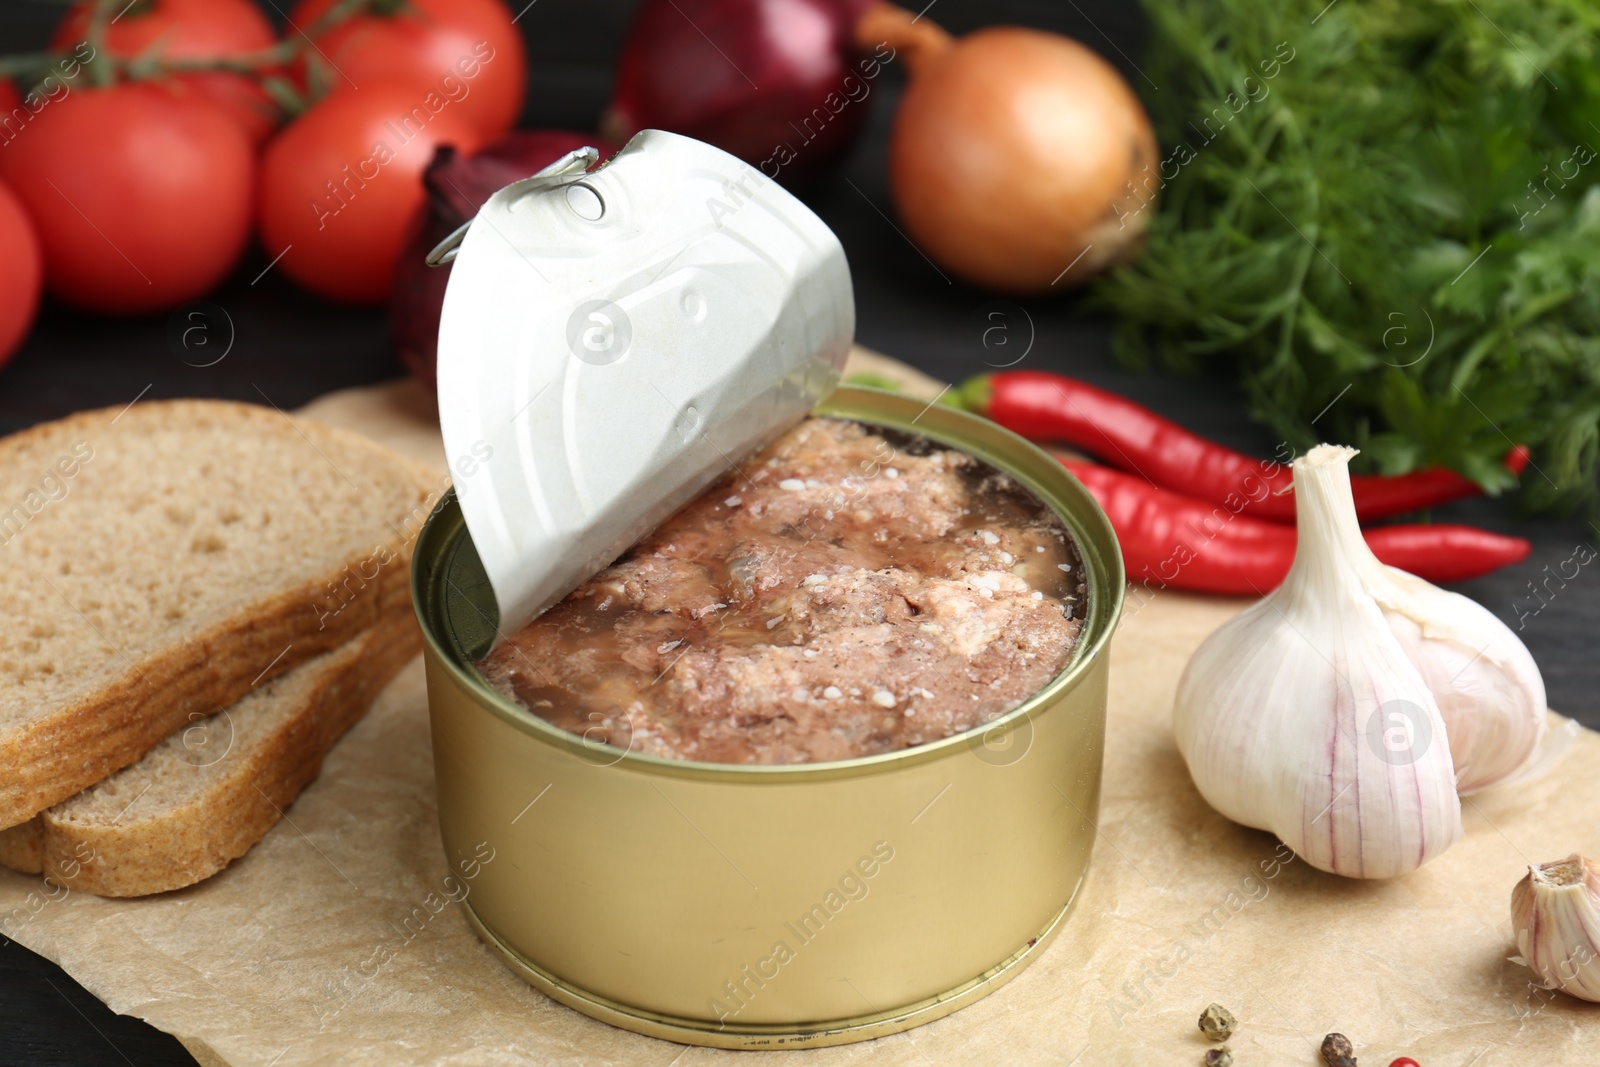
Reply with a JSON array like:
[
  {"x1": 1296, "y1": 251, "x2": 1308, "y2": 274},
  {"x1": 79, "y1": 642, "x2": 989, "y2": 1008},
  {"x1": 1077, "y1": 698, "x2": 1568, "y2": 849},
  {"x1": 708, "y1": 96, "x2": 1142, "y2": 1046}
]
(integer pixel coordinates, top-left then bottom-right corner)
[{"x1": 0, "y1": 0, "x2": 381, "y2": 96}]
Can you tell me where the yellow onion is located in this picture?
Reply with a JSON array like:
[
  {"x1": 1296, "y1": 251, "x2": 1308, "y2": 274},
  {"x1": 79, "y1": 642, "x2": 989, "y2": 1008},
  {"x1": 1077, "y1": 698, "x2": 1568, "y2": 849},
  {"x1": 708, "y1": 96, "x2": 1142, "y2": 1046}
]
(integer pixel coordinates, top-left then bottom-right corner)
[{"x1": 859, "y1": 3, "x2": 1156, "y2": 293}]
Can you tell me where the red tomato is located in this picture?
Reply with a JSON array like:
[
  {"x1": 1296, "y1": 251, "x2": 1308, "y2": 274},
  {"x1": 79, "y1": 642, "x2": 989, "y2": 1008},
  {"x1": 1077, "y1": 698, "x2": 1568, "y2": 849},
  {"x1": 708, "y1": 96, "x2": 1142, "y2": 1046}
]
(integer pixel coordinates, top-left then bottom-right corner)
[
  {"x1": 52, "y1": 0, "x2": 280, "y2": 143},
  {"x1": 258, "y1": 80, "x2": 487, "y2": 305},
  {"x1": 289, "y1": 0, "x2": 526, "y2": 140},
  {"x1": 0, "y1": 83, "x2": 254, "y2": 316},
  {"x1": 0, "y1": 179, "x2": 42, "y2": 367}
]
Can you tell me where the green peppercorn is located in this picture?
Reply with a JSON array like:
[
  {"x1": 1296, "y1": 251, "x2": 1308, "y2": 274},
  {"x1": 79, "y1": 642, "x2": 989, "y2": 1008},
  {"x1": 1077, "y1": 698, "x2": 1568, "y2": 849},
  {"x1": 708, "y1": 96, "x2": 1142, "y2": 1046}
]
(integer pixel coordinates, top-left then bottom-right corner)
[{"x1": 1199, "y1": 1003, "x2": 1237, "y2": 1042}]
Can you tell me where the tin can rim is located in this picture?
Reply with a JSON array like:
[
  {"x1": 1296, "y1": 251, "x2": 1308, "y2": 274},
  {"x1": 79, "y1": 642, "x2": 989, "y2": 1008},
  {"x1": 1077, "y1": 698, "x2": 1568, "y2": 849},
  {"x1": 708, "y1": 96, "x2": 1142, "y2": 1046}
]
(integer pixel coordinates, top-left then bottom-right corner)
[{"x1": 411, "y1": 384, "x2": 1125, "y2": 782}]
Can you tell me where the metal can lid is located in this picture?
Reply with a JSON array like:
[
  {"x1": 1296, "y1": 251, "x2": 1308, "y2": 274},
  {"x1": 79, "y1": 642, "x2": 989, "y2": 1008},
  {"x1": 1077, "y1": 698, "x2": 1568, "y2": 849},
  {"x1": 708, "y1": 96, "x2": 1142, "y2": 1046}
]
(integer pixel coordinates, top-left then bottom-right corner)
[{"x1": 435, "y1": 130, "x2": 854, "y2": 638}]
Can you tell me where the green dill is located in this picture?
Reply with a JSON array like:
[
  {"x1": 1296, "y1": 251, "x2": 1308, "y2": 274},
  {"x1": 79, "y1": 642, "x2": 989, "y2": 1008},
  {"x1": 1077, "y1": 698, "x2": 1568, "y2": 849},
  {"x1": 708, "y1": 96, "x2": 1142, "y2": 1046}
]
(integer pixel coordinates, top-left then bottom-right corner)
[{"x1": 1097, "y1": 0, "x2": 1600, "y2": 511}]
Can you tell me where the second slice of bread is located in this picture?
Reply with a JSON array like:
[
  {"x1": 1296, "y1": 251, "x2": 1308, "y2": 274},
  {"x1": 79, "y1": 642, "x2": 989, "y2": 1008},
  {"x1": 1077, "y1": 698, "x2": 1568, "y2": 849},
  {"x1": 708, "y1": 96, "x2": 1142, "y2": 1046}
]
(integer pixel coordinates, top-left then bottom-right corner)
[
  {"x1": 0, "y1": 399, "x2": 438, "y2": 829},
  {"x1": 0, "y1": 614, "x2": 421, "y2": 896}
]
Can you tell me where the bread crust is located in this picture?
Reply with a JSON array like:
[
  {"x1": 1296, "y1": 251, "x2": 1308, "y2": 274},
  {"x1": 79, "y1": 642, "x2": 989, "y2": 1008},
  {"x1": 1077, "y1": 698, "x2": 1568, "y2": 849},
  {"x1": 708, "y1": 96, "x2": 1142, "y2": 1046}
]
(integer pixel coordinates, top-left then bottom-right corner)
[
  {"x1": 0, "y1": 399, "x2": 438, "y2": 829},
  {"x1": 0, "y1": 816, "x2": 42, "y2": 873},
  {"x1": 0, "y1": 614, "x2": 421, "y2": 897}
]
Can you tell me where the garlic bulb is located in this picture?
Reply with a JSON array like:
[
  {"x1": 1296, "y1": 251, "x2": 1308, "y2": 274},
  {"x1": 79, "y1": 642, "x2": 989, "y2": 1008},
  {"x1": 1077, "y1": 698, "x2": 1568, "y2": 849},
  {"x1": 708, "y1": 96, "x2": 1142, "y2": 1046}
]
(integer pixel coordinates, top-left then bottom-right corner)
[
  {"x1": 1370, "y1": 567, "x2": 1546, "y2": 793},
  {"x1": 1174, "y1": 445, "x2": 1463, "y2": 878},
  {"x1": 1510, "y1": 854, "x2": 1600, "y2": 1002}
]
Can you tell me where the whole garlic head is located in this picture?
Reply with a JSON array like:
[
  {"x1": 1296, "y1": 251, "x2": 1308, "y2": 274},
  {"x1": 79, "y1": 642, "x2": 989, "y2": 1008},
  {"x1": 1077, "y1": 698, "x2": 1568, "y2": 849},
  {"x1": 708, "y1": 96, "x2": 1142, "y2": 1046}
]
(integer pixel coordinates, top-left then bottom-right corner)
[
  {"x1": 1511, "y1": 854, "x2": 1600, "y2": 1002},
  {"x1": 1174, "y1": 446, "x2": 1463, "y2": 879}
]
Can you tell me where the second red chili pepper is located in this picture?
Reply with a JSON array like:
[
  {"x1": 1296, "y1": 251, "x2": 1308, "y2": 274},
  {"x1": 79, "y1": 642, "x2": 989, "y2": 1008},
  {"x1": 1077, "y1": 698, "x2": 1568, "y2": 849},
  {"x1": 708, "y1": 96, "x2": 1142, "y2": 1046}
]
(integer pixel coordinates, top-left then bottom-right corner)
[
  {"x1": 963, "y1": 371, "x2": 1529, "y2": 524},
  {"x1": 1064, "y1": 460, "x2": 1531, "y2": 594}
]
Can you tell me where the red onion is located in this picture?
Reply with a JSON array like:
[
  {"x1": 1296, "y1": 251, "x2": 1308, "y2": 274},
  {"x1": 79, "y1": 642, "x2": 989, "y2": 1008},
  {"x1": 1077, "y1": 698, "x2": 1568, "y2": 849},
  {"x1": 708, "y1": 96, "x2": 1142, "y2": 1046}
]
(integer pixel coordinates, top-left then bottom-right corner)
[
  {"x1": 391, "y1": 131, "x2": 617, "y2": 390},
  {"x1": 603, "y1": 0, "x2": 880, "y2": 186}
]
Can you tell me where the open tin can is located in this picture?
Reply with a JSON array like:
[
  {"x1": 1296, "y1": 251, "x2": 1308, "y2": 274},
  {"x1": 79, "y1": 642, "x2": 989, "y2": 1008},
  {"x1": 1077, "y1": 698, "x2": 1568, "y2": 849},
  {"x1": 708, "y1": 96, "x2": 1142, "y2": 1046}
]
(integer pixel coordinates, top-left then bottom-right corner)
[{"x1": 412, "y1": 385, "x2": 1123, "y2": 1049}]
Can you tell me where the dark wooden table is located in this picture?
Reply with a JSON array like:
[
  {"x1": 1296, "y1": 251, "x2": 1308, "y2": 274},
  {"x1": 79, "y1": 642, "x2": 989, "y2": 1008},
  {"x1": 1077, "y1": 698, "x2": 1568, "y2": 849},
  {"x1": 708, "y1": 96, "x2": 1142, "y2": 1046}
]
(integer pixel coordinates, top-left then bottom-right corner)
[{"x1": 1, "y1": 2, "x2": 1593, "y2": 1063}]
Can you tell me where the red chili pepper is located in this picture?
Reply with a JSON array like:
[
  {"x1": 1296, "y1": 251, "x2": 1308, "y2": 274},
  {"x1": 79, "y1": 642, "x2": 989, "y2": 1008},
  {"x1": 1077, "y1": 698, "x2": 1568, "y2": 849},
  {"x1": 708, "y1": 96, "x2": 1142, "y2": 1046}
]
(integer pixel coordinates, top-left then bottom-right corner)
[
  {"x1": 1064, "y1": 461, "x2": 1530, "y2": 595},
  {"x1": 962, "y1": 371, "x2": 1529, "y2": 524}
]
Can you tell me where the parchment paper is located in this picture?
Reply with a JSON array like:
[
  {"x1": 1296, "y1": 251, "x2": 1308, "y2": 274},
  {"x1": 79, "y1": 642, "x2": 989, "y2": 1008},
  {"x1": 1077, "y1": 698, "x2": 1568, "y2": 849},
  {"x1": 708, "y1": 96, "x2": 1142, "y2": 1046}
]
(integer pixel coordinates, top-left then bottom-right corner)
[{"x1": 2, "y1": 349, "x2": 1595, "y2": 1066}]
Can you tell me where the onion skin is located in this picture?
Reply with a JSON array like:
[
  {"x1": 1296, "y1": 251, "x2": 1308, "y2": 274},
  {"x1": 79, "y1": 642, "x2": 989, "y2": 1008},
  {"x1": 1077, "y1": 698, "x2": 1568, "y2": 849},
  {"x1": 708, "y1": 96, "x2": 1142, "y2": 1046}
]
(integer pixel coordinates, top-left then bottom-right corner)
[
  {"x1": 391, "y1": 131, "x2": 617, "y2": 390},
  {"x1": 604, "y1": 0, "x2": 877, "y2": 186},
  {"x1": 862, "y1": 4, "x2": 1157, "y2": 294}
]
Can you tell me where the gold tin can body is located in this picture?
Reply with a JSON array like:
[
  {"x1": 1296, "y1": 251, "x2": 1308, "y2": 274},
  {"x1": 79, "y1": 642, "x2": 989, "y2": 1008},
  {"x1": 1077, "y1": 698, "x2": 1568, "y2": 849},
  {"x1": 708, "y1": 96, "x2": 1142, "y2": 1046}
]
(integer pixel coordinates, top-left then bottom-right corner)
[{"x1": 412, "y1": 387, "x2": 1124, "y2": 1049}]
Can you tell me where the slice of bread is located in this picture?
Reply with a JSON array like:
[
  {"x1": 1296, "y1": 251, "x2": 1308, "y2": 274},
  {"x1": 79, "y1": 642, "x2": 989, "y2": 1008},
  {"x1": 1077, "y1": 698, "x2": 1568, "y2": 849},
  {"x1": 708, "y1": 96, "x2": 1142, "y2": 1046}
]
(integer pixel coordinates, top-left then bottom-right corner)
[
  {"x1": 0, "y1": 614, "x2": 421, "y2": 896},
  {"x1": 0, "y1": 399, "x2": 438, "y2": 829}
]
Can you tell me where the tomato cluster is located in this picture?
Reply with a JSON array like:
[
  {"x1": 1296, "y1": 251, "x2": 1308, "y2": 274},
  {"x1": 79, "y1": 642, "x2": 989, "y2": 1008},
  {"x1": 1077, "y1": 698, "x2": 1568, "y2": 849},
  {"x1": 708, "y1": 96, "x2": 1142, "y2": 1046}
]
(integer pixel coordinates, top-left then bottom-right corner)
[{"x1": 0, "y1": 0, "x2": 525, "y2": 365}]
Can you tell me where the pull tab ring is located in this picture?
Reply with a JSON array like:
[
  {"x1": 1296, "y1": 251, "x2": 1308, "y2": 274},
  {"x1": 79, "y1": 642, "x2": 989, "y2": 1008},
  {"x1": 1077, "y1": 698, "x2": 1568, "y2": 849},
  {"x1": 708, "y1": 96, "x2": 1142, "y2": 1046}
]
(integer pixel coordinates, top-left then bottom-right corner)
[{"x1": 426, "y1": 146, "x2": 602, "y2": 267}]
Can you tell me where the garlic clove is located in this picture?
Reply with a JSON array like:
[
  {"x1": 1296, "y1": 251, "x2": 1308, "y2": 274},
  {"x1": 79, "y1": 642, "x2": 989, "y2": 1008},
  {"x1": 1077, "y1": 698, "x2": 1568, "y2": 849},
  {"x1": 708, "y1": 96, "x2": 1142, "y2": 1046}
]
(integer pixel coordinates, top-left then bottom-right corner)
[
  {"x1": 1510, "y1": 854, "x2": 1600, "y2": 1002},
  {"x1": 1366, "y1": 566, "x2": 1548, "y2": 794},
  {"x1": 1491, "y1": 714, "x2": 1580, "y2": 791},
  {"x1": 1174, "y1": 446, "x2": 1463, "y2": 879}
]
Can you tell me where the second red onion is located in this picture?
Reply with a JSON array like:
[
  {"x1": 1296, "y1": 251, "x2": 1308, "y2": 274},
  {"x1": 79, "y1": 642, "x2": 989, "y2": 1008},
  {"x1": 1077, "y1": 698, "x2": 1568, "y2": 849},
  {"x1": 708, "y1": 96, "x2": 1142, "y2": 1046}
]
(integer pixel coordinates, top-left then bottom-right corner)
[{"x1": 390, "y1": 131, "x2": 618, "y2": 390}]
